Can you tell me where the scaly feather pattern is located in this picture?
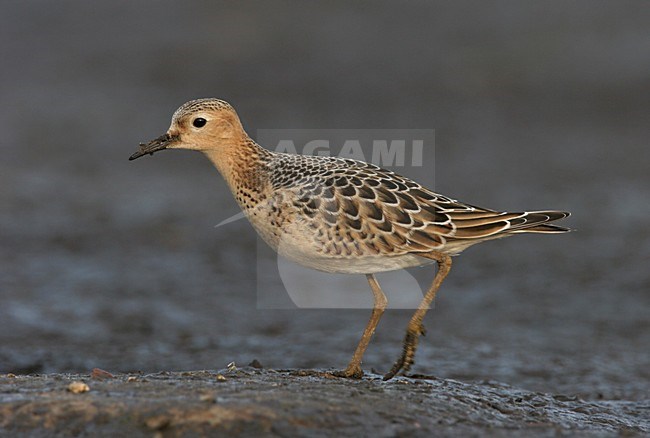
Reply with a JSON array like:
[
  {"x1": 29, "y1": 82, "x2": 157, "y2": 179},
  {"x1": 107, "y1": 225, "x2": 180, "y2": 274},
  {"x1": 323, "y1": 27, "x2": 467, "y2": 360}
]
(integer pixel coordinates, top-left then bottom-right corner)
[{"x1": 259, "y1": 153, "x2": 569, "y2": 260}]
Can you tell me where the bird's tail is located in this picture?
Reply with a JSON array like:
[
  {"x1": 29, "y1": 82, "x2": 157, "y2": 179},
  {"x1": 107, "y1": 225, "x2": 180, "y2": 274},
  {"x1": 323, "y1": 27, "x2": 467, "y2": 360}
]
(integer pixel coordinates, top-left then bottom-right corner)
[
  {"x1": 504, "y1": 210, "x2": 571, "y2": 234},
  {"x1": 445, "y1": 209, "x2": 571, "y2": 240}
]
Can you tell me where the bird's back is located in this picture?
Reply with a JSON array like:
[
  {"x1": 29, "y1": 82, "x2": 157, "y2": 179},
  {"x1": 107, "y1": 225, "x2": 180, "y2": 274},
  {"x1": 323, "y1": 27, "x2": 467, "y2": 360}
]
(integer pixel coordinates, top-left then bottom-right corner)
[{"x1": 236, "y1": 151, "x2": 568, "y2": 274}]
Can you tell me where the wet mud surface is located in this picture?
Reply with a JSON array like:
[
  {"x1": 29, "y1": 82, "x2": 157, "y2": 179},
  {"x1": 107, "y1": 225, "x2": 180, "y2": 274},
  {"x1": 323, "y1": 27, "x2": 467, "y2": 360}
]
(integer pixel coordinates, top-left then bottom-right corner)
[{"x1": 1, "y1": 368, "x2": 648, "y2": 436}]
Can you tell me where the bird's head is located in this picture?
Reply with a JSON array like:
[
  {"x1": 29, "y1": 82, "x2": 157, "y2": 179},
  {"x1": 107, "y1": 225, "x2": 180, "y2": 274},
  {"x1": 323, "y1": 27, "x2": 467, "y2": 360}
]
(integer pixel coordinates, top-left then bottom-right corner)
[{"x1": 129, "y1": 98, "x2": 244, "y2": 160}]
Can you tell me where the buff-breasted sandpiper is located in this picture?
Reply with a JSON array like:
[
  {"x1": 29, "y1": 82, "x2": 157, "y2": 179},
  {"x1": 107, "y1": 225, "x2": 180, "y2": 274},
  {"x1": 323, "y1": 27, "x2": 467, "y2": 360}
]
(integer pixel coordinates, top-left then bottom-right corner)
[{"x1": 130, "y1": 98, "x2": 570, "y2": 380}]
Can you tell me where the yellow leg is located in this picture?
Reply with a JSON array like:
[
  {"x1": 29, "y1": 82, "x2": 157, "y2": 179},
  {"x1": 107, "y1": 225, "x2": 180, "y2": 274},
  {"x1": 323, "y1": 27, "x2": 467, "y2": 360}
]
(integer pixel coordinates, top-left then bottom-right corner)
[
  {"x1": 339, "y1": 274, "x2": 388, "y2": 378},
  {"x1": 383, "y1": 252, "x2": 452, "y2": 380}
]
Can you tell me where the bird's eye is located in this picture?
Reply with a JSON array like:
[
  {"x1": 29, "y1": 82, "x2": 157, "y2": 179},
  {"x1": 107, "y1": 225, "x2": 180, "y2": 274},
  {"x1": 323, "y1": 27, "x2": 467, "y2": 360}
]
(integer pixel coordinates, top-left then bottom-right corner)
[{"x1": 192, "y1": 117, "x2": 207, "y2": 128}]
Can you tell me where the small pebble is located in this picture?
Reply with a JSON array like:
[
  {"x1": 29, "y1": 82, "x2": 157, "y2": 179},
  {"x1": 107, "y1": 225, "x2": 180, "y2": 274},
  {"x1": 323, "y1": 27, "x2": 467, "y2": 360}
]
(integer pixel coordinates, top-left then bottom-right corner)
[
  {"x1": 67, "y1": 381, "x2": 90, "y2": 393},
  {"x1": 248, "y1": 359, "x2": 264, "y2": 369},
  {"x1": 91, "y1": 368, "x2": 114, "y2": 380}
]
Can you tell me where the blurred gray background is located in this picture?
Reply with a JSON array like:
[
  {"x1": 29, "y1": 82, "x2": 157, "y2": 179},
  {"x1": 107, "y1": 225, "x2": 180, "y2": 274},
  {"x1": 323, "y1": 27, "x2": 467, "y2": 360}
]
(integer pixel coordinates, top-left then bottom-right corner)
[{"x1": 1, "y1": 1, "x2": 648, "y2": 401}]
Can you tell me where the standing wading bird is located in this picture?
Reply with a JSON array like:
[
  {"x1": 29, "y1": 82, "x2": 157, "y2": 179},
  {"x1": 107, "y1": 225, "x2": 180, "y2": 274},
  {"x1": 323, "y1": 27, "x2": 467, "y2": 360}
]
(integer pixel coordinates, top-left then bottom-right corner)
[{"x1": 129, "y1": 98, "x2": 570, "y2": 380}]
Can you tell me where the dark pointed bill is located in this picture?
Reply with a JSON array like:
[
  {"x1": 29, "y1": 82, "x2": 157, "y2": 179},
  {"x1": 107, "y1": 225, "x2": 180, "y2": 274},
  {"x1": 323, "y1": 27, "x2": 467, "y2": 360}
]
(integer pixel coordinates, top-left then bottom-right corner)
[{"x1": 129, "y1": 133, "x2": 178, "y2": 161}]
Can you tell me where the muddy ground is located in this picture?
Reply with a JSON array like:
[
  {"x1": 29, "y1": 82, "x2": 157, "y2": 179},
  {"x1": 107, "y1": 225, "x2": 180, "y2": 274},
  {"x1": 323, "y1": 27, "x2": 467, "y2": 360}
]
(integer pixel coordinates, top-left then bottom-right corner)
[
  {"x1": 1, "y1": 1, "x2": 649, "y2": 436},
  {"x1": 1, "y1": 368, "x2": 648, "y2": 436}
]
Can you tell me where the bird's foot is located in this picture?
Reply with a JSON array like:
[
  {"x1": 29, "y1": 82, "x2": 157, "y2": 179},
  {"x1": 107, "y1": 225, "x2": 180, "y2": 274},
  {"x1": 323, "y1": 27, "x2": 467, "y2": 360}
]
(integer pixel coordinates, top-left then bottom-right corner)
[
  {"x1": 332, "y1": 365, "x2": 364, "y2": 379},
  {"x1": 383, "y1": 323, "x2": 426, "y2": 380}
]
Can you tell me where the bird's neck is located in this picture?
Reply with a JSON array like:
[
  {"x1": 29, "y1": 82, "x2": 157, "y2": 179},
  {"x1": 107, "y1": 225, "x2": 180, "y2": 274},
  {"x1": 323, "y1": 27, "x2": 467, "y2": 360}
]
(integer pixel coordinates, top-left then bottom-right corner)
[{"x1": 203, "y1": 137, "x2": 273, "y2": 208}]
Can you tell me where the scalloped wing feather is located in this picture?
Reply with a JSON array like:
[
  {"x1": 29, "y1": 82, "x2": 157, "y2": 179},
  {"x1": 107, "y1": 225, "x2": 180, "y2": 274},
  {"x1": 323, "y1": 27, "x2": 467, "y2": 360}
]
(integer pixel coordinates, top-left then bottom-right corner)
[{"x1": 270, "y1": 154, "x2": 569, "y2": 257}]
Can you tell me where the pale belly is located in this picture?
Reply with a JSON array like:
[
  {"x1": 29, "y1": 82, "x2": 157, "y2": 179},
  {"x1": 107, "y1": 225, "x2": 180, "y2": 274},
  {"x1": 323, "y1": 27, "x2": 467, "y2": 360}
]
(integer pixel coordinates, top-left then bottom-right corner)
[
  {"x1": 279, "y1": 250, "x2": 435, "y2": 274},
  {"x1": 246, "y1": 209, "x2": 435, "y2": 274}
]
